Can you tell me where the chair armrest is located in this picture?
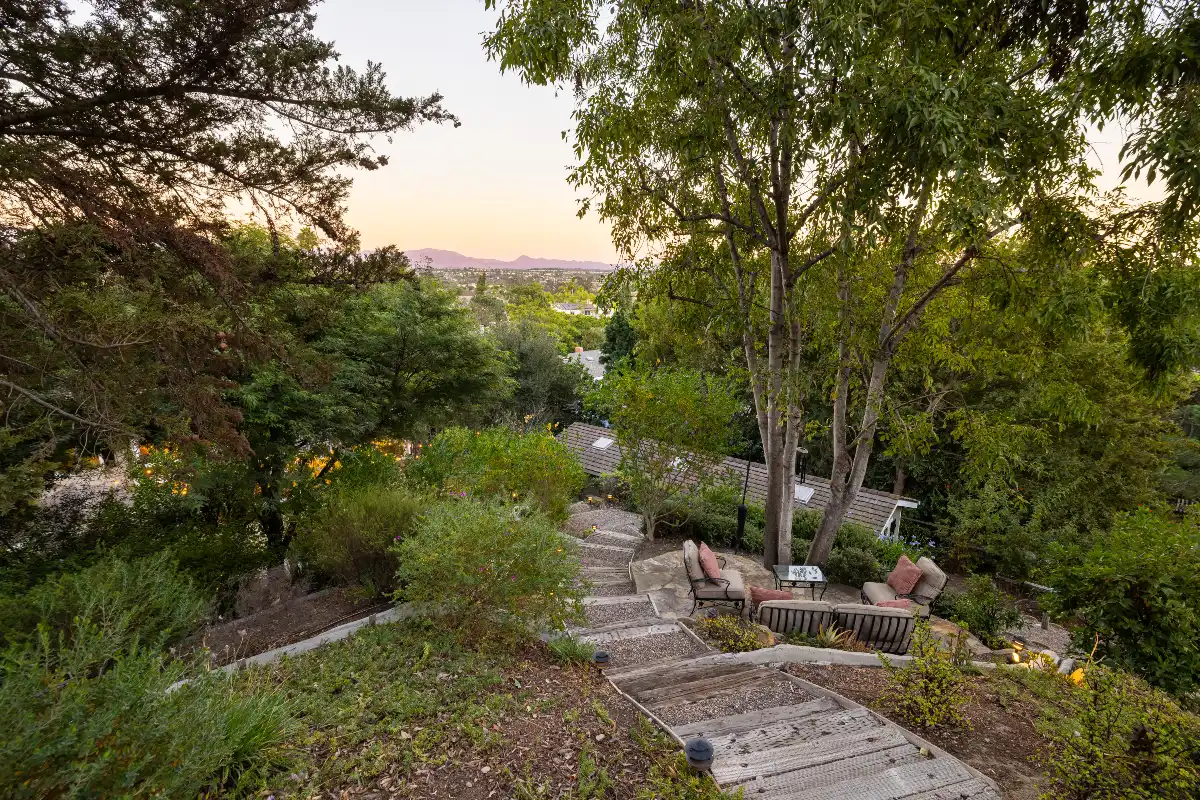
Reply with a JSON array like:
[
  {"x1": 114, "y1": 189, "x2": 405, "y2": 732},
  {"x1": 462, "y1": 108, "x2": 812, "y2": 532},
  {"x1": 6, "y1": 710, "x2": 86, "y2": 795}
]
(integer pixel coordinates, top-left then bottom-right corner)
[
  {"x1": 716, "y1": 554, "x2": 727, "y2": 568},
  {"x1": 899, "y1": 593, "x2": 934, "y2": 606}
]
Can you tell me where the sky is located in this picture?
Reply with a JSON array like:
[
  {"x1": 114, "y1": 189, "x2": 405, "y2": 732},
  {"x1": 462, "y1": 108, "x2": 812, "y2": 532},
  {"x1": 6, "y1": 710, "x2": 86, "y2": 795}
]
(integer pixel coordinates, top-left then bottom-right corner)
[{"x1": 314, "y1": 0, "x2": 1160, "y2": 264}]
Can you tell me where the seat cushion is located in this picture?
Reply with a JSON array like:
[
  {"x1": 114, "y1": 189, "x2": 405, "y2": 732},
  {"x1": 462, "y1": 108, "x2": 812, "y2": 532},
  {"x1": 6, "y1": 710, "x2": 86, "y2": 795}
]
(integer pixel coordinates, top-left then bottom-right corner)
[
  {"x1": 749, "y1": 586, "x2": 793, "y2": 608},
  {"x1": 912, "y1": 556, "x2": 948, "y2": 601},
  {"x1": 682, "y1": 540, "x2": 704, "y2": 583},
  {"x1": 862, "y1": 581, "x2": 897, "y2": 605},
  {"x1": 886, "y1": 555, "x2": 923, "y2": 595},
  {"x1": 693, "y1": 568, "x2": 746, "y2": 600},
  {"x1": 698, "y1": 542, "x2": 722, "y2": 580},
  {"x1": 876, "y1": 599, "x2": 915, "y2": 610},
  {"x1": 758, "y1": 600, "x2": 835, "y2": 636}
]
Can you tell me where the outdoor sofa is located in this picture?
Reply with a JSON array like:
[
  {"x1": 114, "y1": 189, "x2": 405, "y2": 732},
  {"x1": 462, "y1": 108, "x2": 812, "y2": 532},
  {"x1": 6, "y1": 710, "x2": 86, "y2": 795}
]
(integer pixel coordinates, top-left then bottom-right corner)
[
  {"x1": 756, "y1": 599, "x2": 916, "y2": 655},
  {"x1": 860, "y1": 556, "x2": 948, "y2": 618}
]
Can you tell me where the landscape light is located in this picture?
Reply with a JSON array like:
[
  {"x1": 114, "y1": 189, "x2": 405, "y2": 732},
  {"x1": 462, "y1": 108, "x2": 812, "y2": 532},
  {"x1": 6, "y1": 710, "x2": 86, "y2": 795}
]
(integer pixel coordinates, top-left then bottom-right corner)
[{"x1": 684, "y1": 738, "x2": 714, "y2": 771}]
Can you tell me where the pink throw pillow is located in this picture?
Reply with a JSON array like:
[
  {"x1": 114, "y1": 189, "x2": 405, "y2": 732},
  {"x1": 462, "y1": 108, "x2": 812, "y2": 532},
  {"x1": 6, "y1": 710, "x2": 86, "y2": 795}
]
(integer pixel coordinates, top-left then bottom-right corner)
[
  {"x1": 886, "y1": 555, "x2": 923, "y2": 596},
  {"x1": 697, "y1": 542, "x2": 722, "y2": 580},
  {"x1": 749, "y1": 586, "x2": 792, "y2": 608},
  {"x1": 876, "y1": 599, "x2": 914, "y2": 610}
]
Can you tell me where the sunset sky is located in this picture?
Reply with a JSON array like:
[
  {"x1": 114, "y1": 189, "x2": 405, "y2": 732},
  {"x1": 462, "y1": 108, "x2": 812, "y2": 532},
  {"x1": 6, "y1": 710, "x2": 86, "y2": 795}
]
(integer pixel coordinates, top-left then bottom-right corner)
[{"x1": 315, "y1": 0, "x2": 1161, "y2": 265}]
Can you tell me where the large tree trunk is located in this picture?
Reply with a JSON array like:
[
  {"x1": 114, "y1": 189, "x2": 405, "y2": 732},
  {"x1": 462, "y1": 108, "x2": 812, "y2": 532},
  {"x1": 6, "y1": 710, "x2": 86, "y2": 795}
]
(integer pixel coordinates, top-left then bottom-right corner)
[{"x1": 760, "y1": 248, "x2": 790, "y2": 568}]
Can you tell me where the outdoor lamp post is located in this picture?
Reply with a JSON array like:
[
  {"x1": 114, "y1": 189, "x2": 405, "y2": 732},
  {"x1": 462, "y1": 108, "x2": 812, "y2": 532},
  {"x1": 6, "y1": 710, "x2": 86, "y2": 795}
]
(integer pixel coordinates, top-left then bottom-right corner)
[
  {"x1": 592, "y1": 651, "x2": 610, "y2": 671},
  {"x1": 795, "y1": 447, "x2": 809, "y2": 485},
  {"x1": 684, "y1": 738, "x2": 714, "y2": 771}
]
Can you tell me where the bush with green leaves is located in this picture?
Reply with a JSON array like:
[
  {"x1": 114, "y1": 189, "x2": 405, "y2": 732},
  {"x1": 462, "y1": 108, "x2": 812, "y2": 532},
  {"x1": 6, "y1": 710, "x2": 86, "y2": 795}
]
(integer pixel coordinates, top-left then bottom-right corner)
[
  {"x1": 1045, "y1": 507, "x2": 1200, "y2": 696},
  {"x1": 408, "y1": 426, "x2": 585, "y2": 521},
  {"x1": 879, "y1": 618, "x2": 968, "y2": 729},
  {"x1": 393, "y1": 499, "x2": 584, "y2": 637},
  {"x1": 934, "y1": 575, "x2": 1021, "y2": 649},
  {"x1": 290, "y1": 486, "x2": 424, "y2": 597},
  {"x1": 1039, "y1": 665, "x2": 1200, "y2": 800},
  {"x1": 0, "y1": 552, "x2": 208, "y2": 657},
  {"x1": 825, "y1": 546, "x2": 882, "y2": 588},
  {"x1": 695, "y1": 613, "x2": 765, "y2": 653},
  {"x1": 0, "y1": 625, "x2": 294, "y2": 799}
]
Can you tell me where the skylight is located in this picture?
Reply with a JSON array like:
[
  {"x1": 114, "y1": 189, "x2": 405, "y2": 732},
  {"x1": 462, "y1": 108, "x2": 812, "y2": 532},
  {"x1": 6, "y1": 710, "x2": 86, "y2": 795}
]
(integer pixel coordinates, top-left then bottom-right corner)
[
  {"x1": 795, "y1": 485, "x2": 815, "y2": 504},
  {"x1": 592, "y1": 437, "x2": 614, "y2": 449}
]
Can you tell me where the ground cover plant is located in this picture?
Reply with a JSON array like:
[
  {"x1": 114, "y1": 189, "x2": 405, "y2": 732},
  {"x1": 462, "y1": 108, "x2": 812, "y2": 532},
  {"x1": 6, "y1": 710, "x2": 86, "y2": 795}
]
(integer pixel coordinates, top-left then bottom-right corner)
[
  {"x1": 879, "y1": 618, "x2": 969, "y2": 730},
  {"x1": 934, "y1": 575, "x2": 1023, "y2": 650}
]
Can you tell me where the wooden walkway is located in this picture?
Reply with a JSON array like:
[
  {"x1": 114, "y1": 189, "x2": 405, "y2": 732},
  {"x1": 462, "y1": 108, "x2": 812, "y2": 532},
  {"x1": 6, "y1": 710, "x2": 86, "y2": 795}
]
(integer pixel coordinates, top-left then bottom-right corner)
[{"x1": 565, "y1": 509, "x2": 1000, "y2": 800}]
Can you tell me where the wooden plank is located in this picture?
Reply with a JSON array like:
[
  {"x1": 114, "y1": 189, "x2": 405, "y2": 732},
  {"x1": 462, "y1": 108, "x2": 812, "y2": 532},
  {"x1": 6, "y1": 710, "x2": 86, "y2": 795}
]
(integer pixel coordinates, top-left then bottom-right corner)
[
  {"x1": 904, "y1": 778, "x2": 1001, "y2": 799},
  {"x1": 708, "y1": 712, "x2": 902, "y2": 757},
  {"x1": 636, "y1": 665, "x2": 777, "y2": 706},
  {"x1": 613, "y1": 660, "x2": 759, "y2": 695},
  {"x1": 798, "y1": 760, "x2": 981, "y2": 800},
  {"x1": 576, "y1": 622, "x2": 679, "y2": 642},
  {"x1": 711, "y1": 727, "x2": 911, "y2": 784},
  {"x1": 733, "y1": 745, "x2": 922, "y2": 799},
  {"x1": 672, "y1": 701, "x2": 860, "y2": 739}
]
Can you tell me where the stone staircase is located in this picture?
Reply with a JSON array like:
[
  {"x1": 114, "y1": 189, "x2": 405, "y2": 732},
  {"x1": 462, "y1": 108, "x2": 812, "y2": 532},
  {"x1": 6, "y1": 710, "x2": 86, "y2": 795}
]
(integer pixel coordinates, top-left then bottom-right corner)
[{"x1": 562, "y1": 506, "x2": 1000, "y2": 800}]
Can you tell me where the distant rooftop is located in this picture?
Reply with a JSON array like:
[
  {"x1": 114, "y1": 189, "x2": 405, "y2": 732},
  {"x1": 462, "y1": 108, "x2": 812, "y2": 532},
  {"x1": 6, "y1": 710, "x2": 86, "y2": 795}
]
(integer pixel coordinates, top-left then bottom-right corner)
[{"x1": 565, "y1": 349, "x2": 605, "y2": 380}]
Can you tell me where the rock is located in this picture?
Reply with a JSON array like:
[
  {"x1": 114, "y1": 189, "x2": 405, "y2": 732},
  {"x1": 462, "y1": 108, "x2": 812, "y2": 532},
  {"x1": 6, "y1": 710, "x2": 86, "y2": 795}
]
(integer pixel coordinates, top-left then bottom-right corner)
[
  {"x1": 567, "y1": 501, "x2": 592, "y2": 515},
  {"x1": 1057, "y1": 657, "x2": 1077, "y2": 675},
  {"x1": 753, "y1": 624, "x2": 776, "y2": 648}
]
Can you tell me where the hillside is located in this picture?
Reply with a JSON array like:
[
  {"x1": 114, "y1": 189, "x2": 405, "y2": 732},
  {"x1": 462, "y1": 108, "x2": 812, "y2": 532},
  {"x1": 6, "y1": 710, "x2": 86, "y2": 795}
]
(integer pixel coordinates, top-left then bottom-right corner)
[{"x1": 406, "y1": 248, "x2": 615, "y2": 272}]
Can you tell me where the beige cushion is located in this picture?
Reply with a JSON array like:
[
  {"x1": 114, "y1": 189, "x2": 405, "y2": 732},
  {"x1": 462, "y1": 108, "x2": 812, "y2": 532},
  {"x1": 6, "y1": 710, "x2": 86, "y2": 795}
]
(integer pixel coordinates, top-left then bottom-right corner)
[
  {"x1": 862, "y1": 581, "x2": 897, "y2": 605},
  {"x1": 912, "y1": 557, "x2": 947, "y2": 601},
  {"x1": 758, "y1": 600, "x2": 835, "y2": 636},
  {"x1": 693, "y1": 568, "x2": 746, "y2": 600},
  {"x1": 682, "y1": 540, "x2": 704, "y2": 583}
]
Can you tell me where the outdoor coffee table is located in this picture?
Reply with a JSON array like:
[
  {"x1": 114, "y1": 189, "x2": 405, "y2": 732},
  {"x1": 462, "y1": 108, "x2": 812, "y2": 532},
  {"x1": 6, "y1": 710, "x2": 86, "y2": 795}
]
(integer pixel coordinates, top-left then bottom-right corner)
[{"x1": 772, "y1": 564, "x2": 828, "y2": 600}]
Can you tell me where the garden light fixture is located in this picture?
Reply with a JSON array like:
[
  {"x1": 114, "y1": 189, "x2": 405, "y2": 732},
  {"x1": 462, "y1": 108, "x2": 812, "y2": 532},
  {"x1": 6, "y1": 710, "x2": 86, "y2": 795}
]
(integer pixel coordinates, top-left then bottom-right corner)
[{"x1": 684, "y1": 738, "x2": 714, "y2": 771}]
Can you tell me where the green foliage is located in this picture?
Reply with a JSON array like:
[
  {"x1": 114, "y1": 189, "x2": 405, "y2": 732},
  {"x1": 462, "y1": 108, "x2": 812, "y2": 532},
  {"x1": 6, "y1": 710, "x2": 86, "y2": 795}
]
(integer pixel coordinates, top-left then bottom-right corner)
[
  {"x1": 492, "y1": 321, "x2": 590, "y2": 427},
  {"x1": 587, "y1": 367, "x2": 740, "y2": 539},
  {"x1": 408, "y1": 426, "x2": 585, "y2": 521},
  {"x1": 393, "y1": 499, "x2": 584, "y2": 638},
  {"x1": 695, "y1": 614, "x2": 765, "y2": 653},
  {"x1": 600, "y1": 308, "x2": 637, "y2": 368},
  {"x1": 0, "y1": 552, "x2": 208, "y2": 658},
  {"x1": 547, "y1": 636, "x2": 596, "y2": 665},
  {"x1": 782, "y1": 624, "x2": 869, "y2": 653},
  {"x1": 1038, "y1": 666, "x2": 1200, "y2": 800},
  {"x1": 934, "y1": 575, "x2": 1022, "y2": 650},
  {"x1": 505, "y1": 282, "x2": 608, "y2": 353},
  {"x1": 880, "y1": 619, "x2": 968, "y2": 729},
  {"x1": 1045, "y1": 508, "x2": 1200, "y2": 697},
  {"x1": 290, "y1": 486, "x2": 424, "y2": 597},
  {"x1": 825, "y1": 547, "x2": 882, "y2": 588},
  {"x1": 0, "y1": 632, "x2": 296, "y2": 800}
]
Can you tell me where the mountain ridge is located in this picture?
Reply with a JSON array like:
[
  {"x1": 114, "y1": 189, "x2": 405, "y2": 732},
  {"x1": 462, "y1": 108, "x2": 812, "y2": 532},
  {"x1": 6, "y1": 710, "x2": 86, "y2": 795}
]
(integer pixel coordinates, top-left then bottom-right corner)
[{"x1": 406, "y1": 248, "x2": 615, "y2": 272}]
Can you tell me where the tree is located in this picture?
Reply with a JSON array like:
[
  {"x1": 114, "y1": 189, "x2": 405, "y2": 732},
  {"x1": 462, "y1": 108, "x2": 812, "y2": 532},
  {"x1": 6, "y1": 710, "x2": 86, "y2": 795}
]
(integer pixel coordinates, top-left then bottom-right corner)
[
  {"x1": 492, "y1": 321, "x2": 589, "y2": 428},
  {"x1": 485, "y1": 0, "x2": 1200, "y2": 567},
  {"x1": 586, "y1": 367, "x2": 739, "y2": 539},
  {"x1": 0, "y1": 0, "x2": 454, "y2": 517},
  {"x1": 599, "y1": 309, "x2": 637, "y2": 368}
]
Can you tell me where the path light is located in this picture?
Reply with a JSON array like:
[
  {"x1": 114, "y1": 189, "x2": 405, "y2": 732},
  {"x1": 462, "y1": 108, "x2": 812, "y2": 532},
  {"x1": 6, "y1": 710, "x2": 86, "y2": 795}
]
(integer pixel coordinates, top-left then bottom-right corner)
[
  {"x1": 592, "y1": 651, "x2": 610, "y2": 670},
  {"x1": 685, "y1": 738, "x2": 714, "y2": 772}
]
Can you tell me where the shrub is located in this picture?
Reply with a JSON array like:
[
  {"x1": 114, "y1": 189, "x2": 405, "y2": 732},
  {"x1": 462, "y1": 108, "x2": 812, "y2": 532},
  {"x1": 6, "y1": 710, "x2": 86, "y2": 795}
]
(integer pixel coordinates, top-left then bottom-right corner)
[
  {"x1": 0, "y1": 552, "x2": 208, "y2": 657},
  {"x1": 548, "y1": 636, "x2": 596, "y2": 664},
  {"x1": 1045, "y1": 508, "x2": 1200, "y2": 696},
  {"x1": 880, "y1": 618, "x2": 968, "y2": 729},
  {"x1": 393, "y1": 499, "x2": 584, "y2": 637},
  {"x1": 695, "y1": 614, "x2": 765, "y2": 653},
  {"x1": 782, "y1": 624, "x2": 870, "y2": 652},
  {"x1": 935, "y1": 575, "x2": 1022, "y2": 649},
  {"x1": 1039, "y1": 665, "x2": 1200, "y2": 800},
  {"x1": 290, "y1": 486, "x2": 423, "y2": 596},
  {"x1": 0, "y1": 626, "x2": 294, "y2": 799},
  {"x1": 825, "y1": 546, "x2": 882, "y2": 587},
  {"x1": 408, "y1": 426, "x2": 585, "y2": 521}
]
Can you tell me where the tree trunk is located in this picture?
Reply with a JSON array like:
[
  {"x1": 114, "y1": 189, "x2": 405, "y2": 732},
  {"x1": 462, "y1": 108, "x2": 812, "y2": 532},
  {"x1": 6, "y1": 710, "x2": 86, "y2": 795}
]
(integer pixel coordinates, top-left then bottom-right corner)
[
  {"x1": 643, "y1": 511, "x2": 655, "y2": 541},
  {"x1": 760, "y1": 249, "x2": 789, "y2": 568},
  {"x1": 893, "y1": 464, "x2": 906, "y2": 496}
]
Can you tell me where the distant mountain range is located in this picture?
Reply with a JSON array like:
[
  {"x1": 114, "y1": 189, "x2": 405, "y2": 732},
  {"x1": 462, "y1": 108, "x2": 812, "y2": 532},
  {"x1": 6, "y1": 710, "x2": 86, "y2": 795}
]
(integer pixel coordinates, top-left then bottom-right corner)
[{"x1": 405, "y1": 248, "x2": 615, "y2": 272}]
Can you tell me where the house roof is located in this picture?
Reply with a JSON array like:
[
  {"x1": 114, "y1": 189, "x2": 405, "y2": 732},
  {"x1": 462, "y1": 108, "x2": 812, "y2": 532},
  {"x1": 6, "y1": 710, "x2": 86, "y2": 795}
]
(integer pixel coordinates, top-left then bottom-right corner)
[
  {"x1": 560, "y1": 422, "x2": 917, "y2": 534},
  {"x1": 564, "y1": 350, "x2": 606, "y2": 380}
]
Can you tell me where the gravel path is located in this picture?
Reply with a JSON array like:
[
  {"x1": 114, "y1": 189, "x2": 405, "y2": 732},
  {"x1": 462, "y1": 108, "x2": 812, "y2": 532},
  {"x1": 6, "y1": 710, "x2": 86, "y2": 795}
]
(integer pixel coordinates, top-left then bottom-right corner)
[
  {"x1": 579, "y1": 548, "x2": 635, "y2": 569},
  {"x1": 1003, "y1": 614, "x2": 1073, "y2": 655},
  {"x1": 584, "y1": 600, "x2": 656, "y2": 628},
  {"x1": 586, "y1": 533, "x2": 642, "y2": 549},
  {"x1": 653, "y1": 674, "x2": 815, "y2": 726},
  {"x1": 581, "y1": 580, "x2": 638, "y2": 597},
  {"x1": 597, "y1": 631, "x2": 709, "y2": 667}
]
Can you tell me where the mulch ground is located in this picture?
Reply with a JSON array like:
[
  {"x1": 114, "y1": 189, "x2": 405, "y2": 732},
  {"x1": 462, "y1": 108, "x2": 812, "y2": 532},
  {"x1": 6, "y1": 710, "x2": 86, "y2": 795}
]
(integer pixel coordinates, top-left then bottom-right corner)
[
  {"x1": 192, "y1": 587, "x2": 388, "y2": 665},
  {"x1": 317, "y1": 643, "x2": 698, "y2": 799},
  {"x1": 786, "y1": 663, "x2": 1050, "y2": 800}
]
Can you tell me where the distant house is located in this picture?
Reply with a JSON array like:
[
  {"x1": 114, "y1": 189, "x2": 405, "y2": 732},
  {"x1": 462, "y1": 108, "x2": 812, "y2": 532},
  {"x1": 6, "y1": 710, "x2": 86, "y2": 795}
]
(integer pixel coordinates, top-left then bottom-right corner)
[
  {"x1": 560, "y1": 422, "x2": 919, "y2": 540},
  {"x1": 564, "y1": 348, "x2": 605, "y2": 380},
  {"x1": 552, "y1": 302, "x2": 611, "y2": 318}
]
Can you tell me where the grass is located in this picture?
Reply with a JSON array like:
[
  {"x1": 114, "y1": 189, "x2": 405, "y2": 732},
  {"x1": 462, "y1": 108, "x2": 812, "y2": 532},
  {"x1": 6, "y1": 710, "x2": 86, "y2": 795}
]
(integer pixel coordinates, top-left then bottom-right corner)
[{"x1": 234, "y1": 618, "x2": 739, "y2": 798}]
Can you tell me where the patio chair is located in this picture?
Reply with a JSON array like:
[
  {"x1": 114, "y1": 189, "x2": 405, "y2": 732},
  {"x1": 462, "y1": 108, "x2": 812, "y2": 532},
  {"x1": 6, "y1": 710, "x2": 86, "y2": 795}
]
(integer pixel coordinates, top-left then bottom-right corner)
[
  {"x1": 861, "y1": 556, "x2": 948, "y2": 618},
  {"x1": 755, "y1": 599, "x2": 835, "y2": 637},
  {"x1": 682, "y1": 540, "x2": 746, "y2": 614}
]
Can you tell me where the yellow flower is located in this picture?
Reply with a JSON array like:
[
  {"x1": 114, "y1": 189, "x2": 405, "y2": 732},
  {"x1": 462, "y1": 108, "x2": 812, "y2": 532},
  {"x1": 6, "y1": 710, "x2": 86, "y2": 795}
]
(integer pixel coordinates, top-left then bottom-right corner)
[{"x1": 1069, "y1": 668, "x2": 1085, "y2": 686}]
